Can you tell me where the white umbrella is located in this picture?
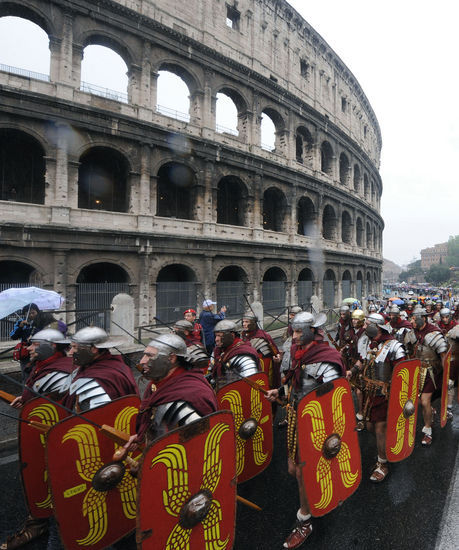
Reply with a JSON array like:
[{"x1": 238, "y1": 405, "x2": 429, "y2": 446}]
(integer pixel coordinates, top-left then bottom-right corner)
[{"x1": 0, "y1": 287, "x2": 65, "y2": 320}]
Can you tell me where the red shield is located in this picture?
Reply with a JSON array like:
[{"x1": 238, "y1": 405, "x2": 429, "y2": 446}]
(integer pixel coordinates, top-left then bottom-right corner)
[
  {"x1": 19, "y1": 398, "x2": 69, "y2": 518},
  {"x1": 385, "y1": 359, "x2": 421, "y2": 462},
  {"x1": 216, "y1": 373, "x2": 273, "y2": 483},
  {"x1": 46, "y1": 396, "x2": 140, "y2": 550},
  {"x1": 440, "y1": 348, "x2": 452, "y2": 428},
  {"x1": 137, "y1": 411, "x2": 236, "y2": 550},
  {"x1": 296, "y1": 378, "x2": 361, "y2": 517},
  {"x1": 259, "y1": 356, "x2": 275, "y2": 387}
]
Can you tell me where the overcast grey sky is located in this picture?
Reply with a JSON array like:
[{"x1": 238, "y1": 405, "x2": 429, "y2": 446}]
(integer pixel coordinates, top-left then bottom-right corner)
[{"x1": 1, "y1": 1, "x2": 458, "y2": 266}]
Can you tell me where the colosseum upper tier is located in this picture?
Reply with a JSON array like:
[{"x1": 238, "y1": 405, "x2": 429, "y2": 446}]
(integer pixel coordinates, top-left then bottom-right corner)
[{"x1": 0, "y1": 0, "x2": 383, "y2": 327}]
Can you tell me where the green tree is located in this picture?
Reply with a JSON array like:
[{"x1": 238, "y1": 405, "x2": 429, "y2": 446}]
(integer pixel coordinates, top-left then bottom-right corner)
[
  {"x1": 446, "y1": 235, "x2": 459, "y2": 266},
  {"x1": 425, "y1": 264, "x2": 451, "y2": 284}
]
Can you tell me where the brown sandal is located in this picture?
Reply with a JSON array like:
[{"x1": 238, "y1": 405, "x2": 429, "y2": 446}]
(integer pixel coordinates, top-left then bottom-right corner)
[{"x1": 0, "y1": 516, "x2": 48, "y2": 549}]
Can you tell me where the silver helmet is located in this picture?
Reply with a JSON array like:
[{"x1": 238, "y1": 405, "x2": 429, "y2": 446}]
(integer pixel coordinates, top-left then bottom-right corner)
[
  {"x1": 289, "y1": 306, "x2": 302, "y2": 315},
  {"x1": 367, "y1": 313, "x2": 391, "y2": 332},
  {"x1": 148, "y1": 333, "x2": 187, "y2": 357},
  {"x1": 173, "y1": 319, "x2": 194, "y2": 331},
  {"x1": 388, "y1": 305, "x2": 400, "y2": 315},
  {"x1": 440, "y1": 308, "x2": 451, "y2": 317},
  {"x1": 214, "y1": 320, "x2": 238, "y2": 333},
  {"x1": 71, "y1": 326, "x2": 123, "y2": 349},
  {"x1": 339, "y1": 305, "x2": 350, "y2": 313},
  {"x1": 30, "y1": 328, "x2": 70, "y2": 344},
  {"x1": 413, "y1": 306, "x2": 427, "y2": 317}
]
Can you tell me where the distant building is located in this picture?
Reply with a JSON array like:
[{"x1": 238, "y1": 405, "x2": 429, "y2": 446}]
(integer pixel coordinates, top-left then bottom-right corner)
[{"x1": 421, "y1": 242, "x2": 448, "y2": 268}]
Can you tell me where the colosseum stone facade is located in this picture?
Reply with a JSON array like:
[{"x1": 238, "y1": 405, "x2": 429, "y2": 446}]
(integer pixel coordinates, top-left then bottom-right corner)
[{"x1": 0, "y1": 0, "x2": 383, "y2": 329}]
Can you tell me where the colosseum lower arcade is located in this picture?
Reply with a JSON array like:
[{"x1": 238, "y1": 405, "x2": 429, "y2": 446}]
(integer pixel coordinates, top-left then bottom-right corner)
[{"x1": 0, "y1": 0, "x2": 383, "y2": 330}]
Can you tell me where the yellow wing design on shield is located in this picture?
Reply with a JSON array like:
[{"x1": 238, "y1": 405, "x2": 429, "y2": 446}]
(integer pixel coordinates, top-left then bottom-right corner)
[
  {"x1": 391, "y1": 368, "x2": 409, "y2": 455},
  {"x1": 220, "y1": 390, "x2": 245, "y2": 476},
  {"x1": 63, "y1": 424, "x2": 108, "y2": 545}
]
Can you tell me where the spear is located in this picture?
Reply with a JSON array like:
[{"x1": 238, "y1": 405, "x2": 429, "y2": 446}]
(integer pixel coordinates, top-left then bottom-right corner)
[{"x1": 0, "y1": 409, "x2": 50, "y2": 433}]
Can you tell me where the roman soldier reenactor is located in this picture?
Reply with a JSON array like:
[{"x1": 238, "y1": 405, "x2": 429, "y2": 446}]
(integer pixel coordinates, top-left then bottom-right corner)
[
  {"x1": 411, "y1": 307, "x2": 448, "y2": 445},
  {"x1": 265, "y1": 312, "x2": 344, "y2": 548},
  {"x1": 336, "y1": 305, "x2": 352, "y2": 348},
  {"x1": 241, "y1": 311, "x2": 281, "y2": 388},
  {"x1": 210, "y1": 320, "x2": 260, "y2": 389},
  {"x1": 172, "y1": 319, "x2": 209, "y2": 372},
  {"x1": 350, "y1": 313, "x2": 406, "y2": 482},
  {"x1": 125, "y1": 333, "x2": 218, "y2": 450},
  {"x1": 388, "y1": 304, "x2": 416, "y2": 355},
  {"x1": 64, "y1": 326, "x2": 138, "y2": 411},
  {"x1": 345, "y1": 309, "x2": 369, "y2": 431},
  {"x1": 438, "y1": 308, "x2": 458, "y2": 335}
]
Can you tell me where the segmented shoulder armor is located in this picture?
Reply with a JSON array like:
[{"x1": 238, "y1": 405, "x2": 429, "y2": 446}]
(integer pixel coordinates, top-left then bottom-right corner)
[
  {"x1": 227, "y1": 354, "x2": 259, "y2": 377},
  {"x1": 387, "y1": 340, "x2": 406, "y2": 361},
  {"x1": 68, "y1": 376, "x2": 111, "y2": 412},
  {"x1": 424, "y1": 331, "x2": 448, "y2": 354},
  {"x1": 250, "y1": 337, "x2": 272, "y2": 357},
  {"x1": 32, "y1": 371, "x2": 72, "y2": 396},
  {"x1": 152, "y1": 401, "x2": 202, "y2": 438}
]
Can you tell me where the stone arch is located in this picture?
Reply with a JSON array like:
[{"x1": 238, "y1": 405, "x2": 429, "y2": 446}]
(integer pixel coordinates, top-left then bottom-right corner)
[
  {"x1": 322, "y1": 204, "x2": 337, "y2": 241},
  {"x1": 366, "y1": 222, "x2": 372, "y2": 249},
  {"x1": 75, "y1": 261, "x2": 131, "y2": 329},
  {"x1": 216, "y1": 86, "x2": 249, "y2": 139},
  {"x1": 298, "y1": 268, "x2": 314, "y2": 307},
  {"x1": 156, "y1": 162, "x2": 197, "y2": 220},
  {"x1": 156, "y1": 60, "x2": 200, "y2": 94},
  {"x1": 366, "y1": 271, "x2": 372, "y2": 297},
  {"x1": 217, "y1": 175, "x2": 248, "y2": 226},
  {"x1": 341, "y1": 210, "x2": 352, "y2": 244},
  {"x1": 261, "y1": 107, "x2": 286, "y2": 152},
  {"x1": 363, "y1": 173, "x2": 370, "y2": 199},
  {"x1": 320, "y1": 141, "x2": 334, "y2": 176},
  {"x1": 356, "y1": 271, "x2": 364, "y2": 300},
  {"x1": 323, "y1": 268, "x2": 336, "y2": 308},
  {"x1": 356, "y1": 217, "x2": 363, "y2": 246},
  {"x1": 295, "y1": 125, "x2": 314, "y2": 165},
  {"x1": 77, "y1": 147, "x2": 130, "y2": 212},
  {"x1": 262, "y1": 266, "x2": 287, "y2": 314},
  {"x1": 156, "y1": 264, "x2": 197, "y2": 323},
  {"x1": 297, "y1": 196, "x2": 316, "y2": 236},
  {"x1": 0, "y1": 260, "x2": 42, "y2": 284},
  {"x1": 353, "y1": 164, "x2": 361, "y2": 192},
  {"x1": 216, "y1": 265, "x2": 248, "y2": 316},
  {"x1": 79, "y1": 31, "x2": 135, "y2": 69},
  {"x1": 342, "y1": 269, "x2": 352, "y2": 299},
  {"x1": 263, "y1": 186, "x2": 287, "y2": 232},
  {"x1": 0, "y1": 128, "x2": 46, "y2": 204},
  {"x1": 0, "y1": 4, "x2": 55, "y2": 36},
  {"x1": 339, "y1": 152, "x2": 350, "y2": 185}
]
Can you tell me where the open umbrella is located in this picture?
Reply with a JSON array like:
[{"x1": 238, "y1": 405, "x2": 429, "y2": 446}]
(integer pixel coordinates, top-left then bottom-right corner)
[
  {"x1": 342, "y1": 297, "x2": 359, "y2": 304},
  {"x1": 0, "y1": 287, "x2": 64, "y2": 320},
  {"x1": 391, "y1": 299, "x2": 404, "y2": 305}
]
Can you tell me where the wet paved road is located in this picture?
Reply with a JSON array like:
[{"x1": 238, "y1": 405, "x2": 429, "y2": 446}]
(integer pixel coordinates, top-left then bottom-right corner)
[{"x1": 0, "y1": 397, "x2": 457, "y2": 550}]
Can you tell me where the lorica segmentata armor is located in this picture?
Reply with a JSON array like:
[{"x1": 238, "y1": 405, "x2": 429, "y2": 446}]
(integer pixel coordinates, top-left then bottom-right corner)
[{"x1": 67, "y1": 376, "x2": 111, "y2": 411}]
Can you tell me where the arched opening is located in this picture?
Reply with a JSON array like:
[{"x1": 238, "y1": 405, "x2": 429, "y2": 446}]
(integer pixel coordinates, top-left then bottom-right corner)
[
  {"x1": 339, "y1": 153, "x2": 350, "y2": 185},
  {"x1": 0, "y1": 260, "x2": 42, "y2": 340},
  {"x1": 322, "y1": 205, "x2": 337, "y2": 241},
  {"x1": 366, "y1": 222, "x2": 372, "y2": 249},
  {"x1": 341, "y1": 211, "x2": 352, "y2": 244},
  {"x1": 78, "y1": 147, "x2": 129, "y2": 212},
  {"x1": 295, "y1": 126, "x2": 313, "y2": 165},
  {"x1": 81, "y1": 44, "x2": 128, "y2": 102},
  {"x1": 366, "y1": 272, "x2": 372, "y2": 297},
  {"x1": 157, "y1": 70, "x2": 191, "y2": 122},
  {"x1": 356, "y1": 217, "x2": 363, "y2": 247},
  {"x1": 157, "y1": 162, "x2": 196, "y2": 220},
  {"x1": 262, "y1": 267, "x2": 286, "y2": 314},
  {"x1": 356, "y1": 271, "x2": 363, "y2": 300},
  {"x1": 298, "y1": 268, "x2": 314, "y2": 308},
  {"x1": 320, "y1": 141, "x2": 334, "y2": 176},
  {"x1": 353, "y1": 164, "x2": 360, "y2": 192},
  {"x1": 216, "y1": 266, "x2": 247, "y2": 317},
  {"x1": 216, "y1": 92, "x2": 238, "y2": 136},
  {"x1": 0, "y1": 129, "x2": 45, "y2": 204},
  {"x1": 260, "y1": 112, "x2": 276, "y2": 151},
  {"x1": 297, "y1": 197, "x2": 316, "y2": 236},
  {"x1": 263, "y1": 187, "x2": 286, "y2": 232},
  {"x1": 364, "y1": 173, "x2": 370, "y2": 199},
  {"x1": 76, "y1": 262, "x2": 130, "y2": 330},
  {"x1": 156, "y1": 264, "x2": 196, "y2": 323},
  {"x1": 342, "y1": 270, "x2": 352, "y2": 299},
  {"x1": 323, "y1": 269, "x2": 336, "y2": 308},
  {"x1": 217, "y1": 176, "x2": 247, "y2": 226},
  {"x1": 0, "y1": 16, "x2": 50, "y2": 78}
]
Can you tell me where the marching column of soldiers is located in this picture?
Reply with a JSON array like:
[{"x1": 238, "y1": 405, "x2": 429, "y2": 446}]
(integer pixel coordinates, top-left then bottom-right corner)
[{"x1": 0, "y1": 294, "x2": 457, "y2": 550}]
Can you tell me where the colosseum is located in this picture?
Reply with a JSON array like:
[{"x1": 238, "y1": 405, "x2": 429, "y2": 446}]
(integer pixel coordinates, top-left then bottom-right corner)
[{"x1": 0, "y1": 0, "x2": 383, "y2": 331}]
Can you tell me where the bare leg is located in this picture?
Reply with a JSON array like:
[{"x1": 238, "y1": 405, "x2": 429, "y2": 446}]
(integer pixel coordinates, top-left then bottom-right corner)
[
  {"x1": 420, "y1": 392, "x2": 433, "y2": 428},
  {"x1": 287, "y1": 457, "x2": 310, "y2": 515},
  {"x1": 374, "y1": 420, "x2": 387, "y2": 460}
]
